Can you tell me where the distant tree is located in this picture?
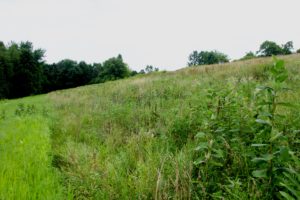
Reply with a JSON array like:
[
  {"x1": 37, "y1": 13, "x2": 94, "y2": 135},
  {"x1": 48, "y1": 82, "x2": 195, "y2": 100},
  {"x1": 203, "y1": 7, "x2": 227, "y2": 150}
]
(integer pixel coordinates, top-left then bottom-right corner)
[
  {"x1": 139, "y1": 65, "x2": 160, "y2": 74},
  {"x1": 188, "y1": 50, "x2": 229, "y2": 66},
  {"x1": 145, "y1": 65, "x2": 154, "y2": 73},
  {"x1": 187, "y1": 51, "x2": 199, "y2": 66},
  {"x1": 139, "y1": 69, "x2": 145, "y2": 74},
  {"x1": 240, "y1": 51, "x2": 256, "y2": 60},
  {"x1": 130, "y1": 70, "x2": 138, "y2": 76},
  {"x1": 0, "y1": 41, "x2": 133, "y2": 99},
  {"x1": 0, "y1": 42, "x2": 9, "y2": 98},
  {"x1": 297, "y1": 49, "x2": 300, "y2": 54},
  {"x1": 9, "y1": 42, "x2": 45, "y2": 98},
  {"x1": 93, "y1": 54, "x2": 130, "y2": 83},
  {"x1": 257, "y1": 41, "x2": 283, "y2": 57},
  {"x1": 257, "y1": 40, "x2": 293, "y2": 57},
  {"x1": 282, "y1": 41, "x2": 293, "y2": 55},
  {"x1": 78, "y1": 61, "x2": 98, "y2": 85}
]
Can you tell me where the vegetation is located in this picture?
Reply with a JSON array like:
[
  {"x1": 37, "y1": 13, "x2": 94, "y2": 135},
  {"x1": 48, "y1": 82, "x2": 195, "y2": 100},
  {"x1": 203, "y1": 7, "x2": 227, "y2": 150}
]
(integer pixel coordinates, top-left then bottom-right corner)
[
  {"x1": 1, "y1": 40, "x2": 297, "y2": 99},
  {"x1": 240, "y1": 51, "x2": 257, "y2": 60},
  {"x1": 188, "y1": 41, "x2": 296, "y2": 66},
  {"x1": 188, "y1": 50, "x2": 229, "y2": 66},
  {"x1": 257, "y1": 41, "x2": 294, "y2": 57},
  {"x1": 0, "y1": 96, "x2": 69, "y2": 199},
  {"x1": 0, "y1": 41, "x2": 139, "y2": 99},
  {"x1": 1, "y1": 54, "x2": 299, "y2": 199}
]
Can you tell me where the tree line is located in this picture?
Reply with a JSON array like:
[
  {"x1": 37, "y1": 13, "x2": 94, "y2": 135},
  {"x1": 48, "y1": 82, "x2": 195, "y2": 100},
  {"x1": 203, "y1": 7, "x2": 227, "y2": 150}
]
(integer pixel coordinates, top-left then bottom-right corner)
[
  {"x1": 188, "y1": 40, "x2": 298, "y2": 66},
  {"x1": 0, "y1": 41, "x2": 159, "y2": 99},
  {"x1": 1, "y1": 40, "x2": 298, "y2": 98}
]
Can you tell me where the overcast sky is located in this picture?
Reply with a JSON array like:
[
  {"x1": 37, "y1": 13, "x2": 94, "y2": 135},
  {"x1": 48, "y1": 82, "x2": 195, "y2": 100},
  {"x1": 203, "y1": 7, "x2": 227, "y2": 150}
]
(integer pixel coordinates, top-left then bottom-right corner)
[{"x1": 1, "y1": 0, "x2": 299, "y2": 71}]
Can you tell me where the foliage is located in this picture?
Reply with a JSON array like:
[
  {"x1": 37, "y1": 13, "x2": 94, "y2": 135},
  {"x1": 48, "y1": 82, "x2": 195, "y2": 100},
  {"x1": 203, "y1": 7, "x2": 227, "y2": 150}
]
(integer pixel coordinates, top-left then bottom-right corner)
[
  {"x1": 1, "y1": 49, "x2": 300, "y2": 199},
  {"x1": 240, "y1": 51, "x2": 256, "y2": 60},
  {"x1": 282, "y1": 41, "x2": 294, "y2": 55},
  {"x1": 257, "y1": 41, "x2": 294, "y2": 57},
  {"x1": 0, "y1": 41, "x2": 45, "y2": 98},
  {"x1": 43, "y1": 60, "x2": 99, "y2": 92},
  {"x1": 297, "y1": 49, "x2": 300, "y2": 54},
  {"x1": 144, "y1": 65, "x2": 159, "y2": 73},
  {"x1": 188, "y1": 50, "x2": 229, "y2": 66},
  {"x1": 92, "y1": 54, "x2": 130, "y2": 83},
  {"x1": 0, "y1": 41, "x2": 136, "y2": 99}
]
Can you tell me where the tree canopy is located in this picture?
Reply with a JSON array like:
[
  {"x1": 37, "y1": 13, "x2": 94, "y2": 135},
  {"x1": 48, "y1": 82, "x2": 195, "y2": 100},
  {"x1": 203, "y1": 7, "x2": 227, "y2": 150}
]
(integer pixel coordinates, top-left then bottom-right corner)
[
  {"x1": 92, "y1": 55, "x2": 130, "y2": 83},
  {"x1": 240, "y1": 51, "x2": 256, "y2": 61},
  {"x1": 0, "y1": 41, "x2": 138, "y2": 99},
  {"x1": 257, "y1": 41, "x2": 293, "y2": 57},
  {"x1": 188, "y1": 50, "x2": 229, "y2": 66}
]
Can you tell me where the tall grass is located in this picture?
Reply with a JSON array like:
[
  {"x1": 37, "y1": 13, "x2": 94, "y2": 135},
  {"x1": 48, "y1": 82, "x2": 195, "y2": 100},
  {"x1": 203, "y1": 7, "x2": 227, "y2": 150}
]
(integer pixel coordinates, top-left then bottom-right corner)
[
  {"x1": 0, "y1": 116, "x2": 66, "y2": 199},
  {"x1": 0, "y1": 54, "x2": 299, "y2": 199}
]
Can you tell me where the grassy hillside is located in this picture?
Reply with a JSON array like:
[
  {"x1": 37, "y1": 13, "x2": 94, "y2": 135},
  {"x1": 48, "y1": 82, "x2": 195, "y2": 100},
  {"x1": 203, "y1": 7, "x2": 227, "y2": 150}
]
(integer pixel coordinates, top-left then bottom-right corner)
[{"x1": 1, "y1": 54, "x2": 300, "y2": 199}]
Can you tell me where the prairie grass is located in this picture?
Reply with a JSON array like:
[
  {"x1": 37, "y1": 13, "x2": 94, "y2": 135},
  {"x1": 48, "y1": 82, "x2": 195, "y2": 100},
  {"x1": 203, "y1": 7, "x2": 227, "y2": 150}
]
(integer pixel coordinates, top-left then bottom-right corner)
[
  {"x1": 0, "y1": 116, "x2": 66, "y2": 199},
  {"x1": 1, "y1": 54, "x2": 300, "y2": 199}
]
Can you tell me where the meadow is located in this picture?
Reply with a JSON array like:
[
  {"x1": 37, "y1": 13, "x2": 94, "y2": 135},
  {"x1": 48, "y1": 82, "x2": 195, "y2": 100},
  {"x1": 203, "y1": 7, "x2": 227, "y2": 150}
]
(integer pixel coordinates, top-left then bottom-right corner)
[{"x1": 0, "y1": 54, "x2": 299, "y2": 199}]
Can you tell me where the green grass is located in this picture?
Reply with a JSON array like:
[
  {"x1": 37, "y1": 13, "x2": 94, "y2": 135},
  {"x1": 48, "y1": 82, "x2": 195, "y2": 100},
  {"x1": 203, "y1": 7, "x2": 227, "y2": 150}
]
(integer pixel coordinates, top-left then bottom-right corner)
[
  {"x1": 1, "y1": 54, "x2": 300, "y2": 199},
  {"x1": 0, "y1": 116, "x2": 65, "y2": 199}
]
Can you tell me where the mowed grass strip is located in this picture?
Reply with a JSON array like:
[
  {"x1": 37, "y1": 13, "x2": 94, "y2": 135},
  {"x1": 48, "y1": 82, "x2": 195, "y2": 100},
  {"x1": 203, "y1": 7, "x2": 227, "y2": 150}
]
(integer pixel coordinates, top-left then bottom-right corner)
[{"x1": 0, "y1": 116, "x2": 65, "y2": 200}]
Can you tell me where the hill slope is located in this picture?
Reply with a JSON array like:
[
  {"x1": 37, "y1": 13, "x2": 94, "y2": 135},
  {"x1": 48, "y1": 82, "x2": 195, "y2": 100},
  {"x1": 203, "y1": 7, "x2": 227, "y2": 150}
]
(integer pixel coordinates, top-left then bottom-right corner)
[{"x1": 1, "y1": 54, "x2": 300, "y2": 199}]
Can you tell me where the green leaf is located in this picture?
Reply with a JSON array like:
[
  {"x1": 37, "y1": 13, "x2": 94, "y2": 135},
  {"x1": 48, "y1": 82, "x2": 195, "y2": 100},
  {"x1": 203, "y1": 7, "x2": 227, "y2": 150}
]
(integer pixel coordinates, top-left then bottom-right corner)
[
  {"x1": 210, "y1": 161, "x2": 223, "y2": 167},
  {"x1": 274, "y1": 59, "x2": 284, "y2": 70},
  {"x1": 279, "y1": 191, "x2": 294, "y2": 200},
  {"x1": 280, "y1": 182, "x2": 300, "y2": 199},
  {"x1": 213, "y1": 149, "x2": 224, "y2": 158},
  {"x1": 252, "y1": 154, "x2": 273, "y2": 163},
  {"x1": 193, "y1": 158, "x2": 206, "y2": 165},
  {"x1": 275, "y1": 73, "x2": 288, "y2": 83},
  {"x1": 195, "y1": 132, "x2": 206, "y2": 138},
  {"x1": 262, "y1": 154, "x2": 273, "y2": 161},
  {"x1": 194, "y1": 142, "x2": 208, "y2": 151},
  {"x1": 278, "y1": 147, "x2": 291, "y2": 162},
  {"x1": 251, "y1": 144, "x2": 268, "y2": 147},
  {"x1": 252, "y1": 169, "x2": 268, "y2": 178},
  {"x1": 255, "y1": 119, "x2": 272, "y2": 126},
  {"x1": 277, "y1": 102, "x2": 295, "y2": 108},
  {"x1": 251, "y1": 157, "x2": 268, "y2": 164},
  {"x1": 270, "y1": 130, "x2": 282, "y2": 142}
]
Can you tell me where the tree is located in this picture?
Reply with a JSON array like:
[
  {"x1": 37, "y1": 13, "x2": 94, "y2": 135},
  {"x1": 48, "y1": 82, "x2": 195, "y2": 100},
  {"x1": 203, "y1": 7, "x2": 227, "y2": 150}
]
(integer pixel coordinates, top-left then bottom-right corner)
[
  {"x1": 257, "y1": 41, "x2": 293, "y2": 57},
  {"x1": 187, "y1": 51, "x2": 200, "y2": 66},
  {"x1": 140, "y1": 65, "x2": 159, "y2": 74},
  {"x1": 240, "y1": 51, "x2": 256, "y2": 60},
  {"x1": 9, "y1": 42, "x2": 45, "y2": 98},
  {"x1": 0, "y1": 41, "x2": 12, "y2": 98},
  {"x1": 282, "y1": 41, "x2": 293, "y2": 55},
  {"x1": 93, "y1": 54, "x2": 130, "y2": 83},
  {"x1": 188, "y1": 50, "x2": 229, "y2": 66},
  {"x1": 297, "y1": 49, "x2": 300, "y2": 54},
  {"x1": 145, "y1": 65, "x2": 154, "y2": 73},
  {"x1": 130, "y1": 70, "x2": 138, "y2": 76},
  {"x1": 139, "y1": 69, "x2": 145, "y2": 74},
  {"x1": 0, "y1": 41, "x2": 133, "y2": 99},
  {"x1": 257, "y1": 41, "x2": 283, "y2": 57}
]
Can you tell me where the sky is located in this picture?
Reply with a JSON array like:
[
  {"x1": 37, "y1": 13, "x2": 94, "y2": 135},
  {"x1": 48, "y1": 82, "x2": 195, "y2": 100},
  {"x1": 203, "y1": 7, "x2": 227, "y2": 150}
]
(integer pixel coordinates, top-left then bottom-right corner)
[{"x1": 0, "y1": 0, "x2": 299, "y2": 71}]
